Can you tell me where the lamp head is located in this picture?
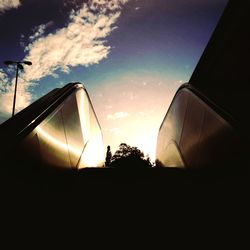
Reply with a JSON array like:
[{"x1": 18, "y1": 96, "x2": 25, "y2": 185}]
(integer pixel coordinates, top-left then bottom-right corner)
[
  {"x1": 22, "y1": 61, "x2": 32, "y2": 66},
  {"x1": 4, "y1": 60, "x2": 14, "y2": 65}
]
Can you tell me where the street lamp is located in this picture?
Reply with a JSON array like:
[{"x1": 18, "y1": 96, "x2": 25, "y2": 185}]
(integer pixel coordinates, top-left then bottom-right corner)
[{"x1": 4, "y1": 60, "x2": 32, "y2": 117}]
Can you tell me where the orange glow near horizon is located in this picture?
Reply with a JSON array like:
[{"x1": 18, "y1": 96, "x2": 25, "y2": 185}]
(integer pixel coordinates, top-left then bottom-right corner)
[{"x1": 91, "y1": 72, "x2": 183, "y2": 161}]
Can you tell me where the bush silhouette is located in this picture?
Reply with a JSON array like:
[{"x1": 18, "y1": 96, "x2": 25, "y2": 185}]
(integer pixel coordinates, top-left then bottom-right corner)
[{"x1": 109, "y1": 143, "x2": 153, "y2": 169}]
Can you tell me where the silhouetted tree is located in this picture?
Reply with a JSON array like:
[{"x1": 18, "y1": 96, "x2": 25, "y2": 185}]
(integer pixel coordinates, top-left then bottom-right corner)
[{"x1": 109, "y1": 143, "x2": 153, "y2": 169}]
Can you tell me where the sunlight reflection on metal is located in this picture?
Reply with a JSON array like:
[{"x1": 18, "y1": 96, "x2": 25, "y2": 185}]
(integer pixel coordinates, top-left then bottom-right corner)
[
  {"x1": 36, "y1": 126, "x2": 81, "y2": 158},
  {"x1": 79, "y1": 137, "x2": 105, "y2": 168},
  {"x1": 77, "y1": 90, "x2": 90, "y2": 143},
  {"x1": 33, "y1": 86, "x2": 105, "y2": 168}
]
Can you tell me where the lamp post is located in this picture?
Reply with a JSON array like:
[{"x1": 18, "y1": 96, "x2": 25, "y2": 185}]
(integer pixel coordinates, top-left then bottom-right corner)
[{"x1": 4, "y1": 60, "x2": 32, "y2": 117}]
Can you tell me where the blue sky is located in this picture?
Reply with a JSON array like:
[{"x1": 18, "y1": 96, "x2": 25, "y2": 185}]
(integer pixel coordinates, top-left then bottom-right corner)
[{"x1": 0, "y1": 0, "x2": 228, "y2": 159}]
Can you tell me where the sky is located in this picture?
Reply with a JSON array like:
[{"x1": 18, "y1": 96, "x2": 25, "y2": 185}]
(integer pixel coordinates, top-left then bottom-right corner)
[{"x1": 0, "y1": 0, "x2": 228, "y2": 161}]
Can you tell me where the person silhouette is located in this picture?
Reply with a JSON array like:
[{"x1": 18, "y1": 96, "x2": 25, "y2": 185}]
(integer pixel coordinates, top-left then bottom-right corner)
[{"x1": 105, "y1": 145, "x2": 112, "y2": 167}]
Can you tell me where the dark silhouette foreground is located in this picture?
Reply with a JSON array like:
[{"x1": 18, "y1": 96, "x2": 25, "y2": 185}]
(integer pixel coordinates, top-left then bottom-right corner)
[
  {"x1": 109, "y1": 143, "x2": 153, "y2": 169},
  {"x1": 105, "y1": 145, "x2": 112, "y2": 167}
]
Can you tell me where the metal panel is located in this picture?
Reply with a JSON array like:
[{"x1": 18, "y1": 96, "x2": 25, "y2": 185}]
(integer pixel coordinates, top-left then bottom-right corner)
[
  {"x1": 62, "y1": 91, "x2": 84, "y2": 168},
  {"x1": 78, "y1": 90, "x2": 104, "y2": 168},
  {"x1": 2, "y1": 83, "x2": 105, "y2": 172},
  {"x1": 156, "y1": 87, "x2": 247, "y2": 170},
  {"x1": 179, "y1": 90, "x2": 206, "y2": 168},
  {"x1": 156, "y1": 90, "x2": 188, "y2": 168},
  {"x1": 36, "y1": 107, "x2": 71, "y2": 169}
]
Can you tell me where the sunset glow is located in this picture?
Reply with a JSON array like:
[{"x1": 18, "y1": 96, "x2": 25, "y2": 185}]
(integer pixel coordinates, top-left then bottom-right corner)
[{"x1": 0, "y1": 0, "x2": 228, "y2": 162}]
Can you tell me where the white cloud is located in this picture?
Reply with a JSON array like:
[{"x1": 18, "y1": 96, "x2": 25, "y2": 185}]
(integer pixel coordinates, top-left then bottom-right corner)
[
  {"x1": 139, "y1": 111, "x2": 147, "y2": 116},
  {"x1": 123, "y1": 91, "x2": 136, "y2": 100},
  {"x1": 28, "y1": 25, "x2": 46, "y2": 41},
  {"x1": 28, "y1": 21, "x2": 54, "y2": 43},
  {"x1": 23, "y1": 1, "x2": 128, "y2": 82},
  {"x1": 0, "y1": 70, "x2": 8, "y2": 87},
  {"x1": 97, "y1": 93, "x2": 104, "y2": 98},
  {"x1": 0, "y1": 72, "x2": 32, "y2": 117},
  {"x1": 0, "y1": 0, "x2": 129, "y2": 116},
  {"x1": 105, "y1": 105, "x2": 113, "y2": 109},
  {"x1": 107, "y1": 112, "x2": 129, "y2": 120},
  {"x1": 107, "y1": 128, "x2": 121, "y2": 134},
  {"x1": 91, "y1": 0, "x2": 129, "y2": 11},
  {"x1": 0, "y1": 0, "x2": 21, "y2": 13}
]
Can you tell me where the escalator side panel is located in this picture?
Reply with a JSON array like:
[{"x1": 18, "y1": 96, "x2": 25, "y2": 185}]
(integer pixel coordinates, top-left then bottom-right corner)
[
  {"x1": 77, "y1": 90, "x2": 105, "y2": 168},
  {"x1": 156, "y1": 87, "x2": 247, "y2": 171},
  {"x1": 62, "y1": 91, "x2": 85, "y2": 168},
  {"x1": 2, "y1": 83, "x2": 105, "y2": 174},
  {"x1": 156, "y1": 90, "x2": 188, "y2": 168},
  {"x1": 36, "y1": 107, "x2": 72, "y2": 169}
]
